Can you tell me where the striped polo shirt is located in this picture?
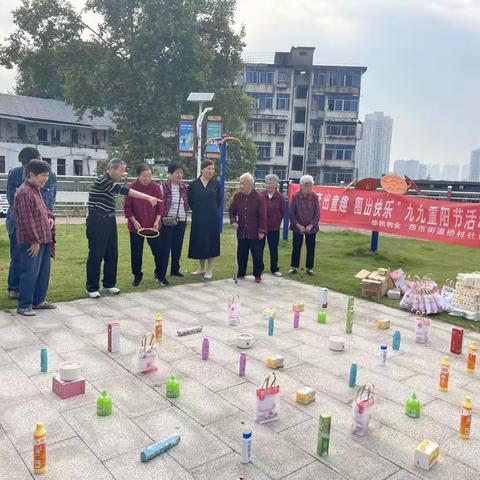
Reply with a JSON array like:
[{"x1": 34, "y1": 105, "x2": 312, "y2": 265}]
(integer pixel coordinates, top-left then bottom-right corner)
[
  {"x1": 166, "y1": 184, "x2": 187, "y2": 221},
  {"x1": 88, "y1": 174, "x2": 130, "y2": 213}
]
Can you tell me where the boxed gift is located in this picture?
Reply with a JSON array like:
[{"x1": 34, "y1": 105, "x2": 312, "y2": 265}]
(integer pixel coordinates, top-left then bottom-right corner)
[{"x1": 355, "y1": 268, "x2": 390, "y2": 299}]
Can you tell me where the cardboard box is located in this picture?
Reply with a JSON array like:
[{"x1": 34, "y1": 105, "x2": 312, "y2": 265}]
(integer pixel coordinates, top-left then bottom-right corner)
[
  {"x1": 266, "y1": 355, "x2": 284, "y2": 369},
  {"x1": 414, "y1": 440, "x2": 439, "y2": 471},
  {"x1": 356, "y1": 268, "x2": 390, "y2": 299}
]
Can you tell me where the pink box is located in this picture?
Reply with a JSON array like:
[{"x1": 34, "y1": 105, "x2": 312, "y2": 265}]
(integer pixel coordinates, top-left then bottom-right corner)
[{"x1": 52, "y1": 376, "x2": 85, "y2": 399}]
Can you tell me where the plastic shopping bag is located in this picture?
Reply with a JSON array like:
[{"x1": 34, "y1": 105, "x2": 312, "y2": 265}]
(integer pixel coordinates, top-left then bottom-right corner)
[
  {"x1": 352, "y1": 384, "x2": 374, "y2": 436},
  {"x1": 227, "y1": 295, "x2": 240, "y2": 326},
  {"x1": 138, "y1": 332, "x2": 157, "y2": 374},
  {"x1": 255, "y1": 373, "x2": 280, "y2": 424}
]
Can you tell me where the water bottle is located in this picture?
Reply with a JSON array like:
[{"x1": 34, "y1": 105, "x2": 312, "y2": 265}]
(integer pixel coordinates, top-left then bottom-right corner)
[
  {"x1": 201, "y1": 337, "x2": 209, "y2": 360},
  {"x1": 40, "y1": 347, "x2": 48, "y2": 373},
  {"x1": 293, "y1": 310, "x2": 300, "y2": 329},
  {"x1": 239, "y1": 352, "x2": 246, "y2": 377},
  {"x1": 348, "y1": 362, "x2": 357, "y2": 388},
  {"x1": 240, "y1": 430, "x2": 252, "y2": 464},
  {"x1": 379, "y1": 344, "x2": 387, "y2": 366},
  {"x1": 392, "y1": 331, "x2": 401, "y2": 351},
  {"x1": 268, "y1": 316, "x2": 274, "y2": 336}
]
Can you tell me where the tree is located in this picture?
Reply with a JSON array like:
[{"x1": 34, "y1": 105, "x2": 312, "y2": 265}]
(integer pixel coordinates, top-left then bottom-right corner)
[{"x1": 0, "y1": 0, "x2": 257, "y2": 177}]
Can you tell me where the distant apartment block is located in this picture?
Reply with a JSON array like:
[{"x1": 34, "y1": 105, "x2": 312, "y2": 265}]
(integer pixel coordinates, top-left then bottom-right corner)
[
  {"x1": 239, "y1": 46, "x2": 367, "y2": 183},
  {"x1": 470, "y1": 148, "x2": 480, "y2": 182},
  {"x1": 441, "y1": 164, "x2": 460, "y2": 182},
  {"x1": 393, "y1": 159, "x2": 423, "y2": 179},
  {"x1": 356, "y1": 112, "x2": 393, "y2": 179}
]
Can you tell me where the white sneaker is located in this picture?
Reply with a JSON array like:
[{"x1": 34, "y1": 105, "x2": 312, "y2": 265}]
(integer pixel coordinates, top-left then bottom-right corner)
[
  {"x1": 87, "y1": 290, "x2": 100, "y2": 299},
  {"x1": 273, "y1": 271, "x2": 283, "y2": 277},
  {"x1": 204, "y1": 270, "x2": 213, "y2": 280},
  {"x1": 192, "y1": 269, "x2": 206, "y2": 275},
  {"x1": 103, "y1": 287, "x2": 120, "y2": 295}
]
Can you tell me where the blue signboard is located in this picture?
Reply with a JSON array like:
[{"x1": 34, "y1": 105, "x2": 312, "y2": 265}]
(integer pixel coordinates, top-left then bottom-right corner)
[
  {"x1": 205, "y1": 118, "x2": 223, "y2": 159},
  {"x1": 178, "y1": 117, "x2": 195, "y2": 157}
]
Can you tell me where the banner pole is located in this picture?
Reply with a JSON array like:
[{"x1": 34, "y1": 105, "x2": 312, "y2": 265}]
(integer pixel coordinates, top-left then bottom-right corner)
[{"x1": 370, "y1": 231, "x2": 379, "y2": 252}]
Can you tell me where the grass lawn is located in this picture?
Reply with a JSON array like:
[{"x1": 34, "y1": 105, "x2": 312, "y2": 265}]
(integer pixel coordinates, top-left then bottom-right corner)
[{"x1": 0, "y1": 223, "x2": 478, "y2": 330}]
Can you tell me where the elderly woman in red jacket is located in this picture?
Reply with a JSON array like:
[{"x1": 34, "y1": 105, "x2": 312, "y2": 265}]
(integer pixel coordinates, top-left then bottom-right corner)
[
  {"x1": 229, "y1": 173, "x2": 267, "y2": 283},
  {"x1": 124, "y1": 163, "x2": 163, "y2": 287}
]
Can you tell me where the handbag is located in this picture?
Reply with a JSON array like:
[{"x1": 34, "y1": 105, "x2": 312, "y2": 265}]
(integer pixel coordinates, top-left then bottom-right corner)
[
  {"x1": 255, "y1": 373, "x2": 280, "y2": 424},
  {"x1": 162, "y1": 188, "x2": 182, "y2": 226},
  {"x1": 351, "y1": 384, "x2": 374, "y2": 436},
  {"x1": 138, "y1": 332, "x2": 158, "y2": 374}
]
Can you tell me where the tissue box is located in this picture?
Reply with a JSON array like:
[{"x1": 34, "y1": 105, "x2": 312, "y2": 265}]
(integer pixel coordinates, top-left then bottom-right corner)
[
  {"x1": 266, "y1": 355, "x2": 284, "y2": 369},
  {"x1": 414, "y1": 440, "x2": 439, "y2": 471},
  {"x1": 52, "y1": 376, "x2": 85, "y2": 399},
  {"x1": 296, "y1": 387, "x2": 316, "y2": 405}
]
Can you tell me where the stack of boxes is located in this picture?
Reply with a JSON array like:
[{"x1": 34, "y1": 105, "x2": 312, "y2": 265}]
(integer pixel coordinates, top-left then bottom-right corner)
[
  {"x1": 355, "y1": 268, "x2": 390, "y2": 299},
  {"x1": 451, "y1": 272, "x2": 480, "y2": 321}
]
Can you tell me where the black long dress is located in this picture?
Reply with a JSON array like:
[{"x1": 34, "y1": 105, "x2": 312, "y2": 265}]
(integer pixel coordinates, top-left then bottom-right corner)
[{"x1": 188, "y1": 177, "x2": 221, "y2": 259}]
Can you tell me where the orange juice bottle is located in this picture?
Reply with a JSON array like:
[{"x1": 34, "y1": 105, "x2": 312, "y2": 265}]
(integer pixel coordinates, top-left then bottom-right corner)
[
  {"x1": 466, "y1": 341, "x2": 477, "y2": 373},
  {"x1": 439, "y1": 356, "x2": 450, "y2": 392},
  {"x1": 33, "y1": 422, "x2": 46, "y2": 474},
  {"x1": 459, "y1": 396, "x2": 473, "y2": 439},
  {"x1": 154, "y1": 313, "x2": 163, "y2": 342}
]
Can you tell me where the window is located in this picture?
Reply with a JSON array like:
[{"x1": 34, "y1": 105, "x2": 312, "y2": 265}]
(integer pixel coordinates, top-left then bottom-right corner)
[
  {"x1": 255, "y1": 142, "x2": 271, "y2": 159},
  {"x1": 92, "y1": 130, "x2": 102, "y2": 145},
  {"x1": 313, "y1": 70, "x2": 326, "y2": 86},
  {"x1": 247, "y1": 122, "x2": 253, "y2": 133},
  {"x1": 253, "y1": 122, "x2": 263, "y2": 133},
  {"x1": 276, "y1": 94, "x2": 290, "y2": 110},
  {"x1": 325, "y1": 124, "x2": 357, "y2": 137},
  {"x1": 327, "y1": 96, "x2": 359, "y2": 112},
  {"x1": 324, "y1": 144, "x2": 354, "y2": 161},
  {"x1": 43, "y1": 158, "x2": 51, "y2": 165},
  {"x1": 74, "y1": 159, "x2": 83, "y2": 176},
  {"x1": 275, "y1": 123, "x2": 285, "y2": 135},
  {"x1": 17, "y1": 124, "x2": 26, "y2": 140},
  {"x1": 51, "y1": 128, "x2": 61, "y2": 142},
  {"x1": 38, "y1": 128, "x2": 48, "y2": 142},
  {"x1": 311, "y1": 124, "x2": 322, "y2": 143},
  {"x1": 277, "y1": 71, "x2": 289, "y2": 84},
  {"x1": 291, "y1": 155, "x2": 304, "y2": 171},
  {"x1": 329, "y1": 71, "x2": 361, "y2": 87},
  {"x1": 296, "y1": 86, "x2": 308, "y2": 99},
  {"x1": 323, "y1": 168, "x2": 354, "y2": 184},
  {"x1": 245, "y1": 67, "x2": 274, "y2": 84},
  {"x1": 293, "y1": 131, "x2": 305, "y2": 148},
  {"x1": 295, "y1": 108, "x2": 306, "y2": 124},
  {"x1": 255, "y1": 167, "x2": 270, "y2": 180},
  {"x1": 315, "y1": 95, "x2": 325, "y2": 111},
  {"x1": 272, "y1": 167, "x2": 286, "y2": 180},
  {"x1": 0, "y1": 155, "x2": 5, "y2": 173},
  {"x1": 57, "y1": 158, "x2": 66, "y2": 175},
  {"x1": 275, "y1": 142, "x2": 284, "y2": 156},
  {"x1": 247, "y1": 93, "x2": 273, "y2": 110},
  {"x1": 71, "y1": 129, "x2": 79, "y2": 144}
]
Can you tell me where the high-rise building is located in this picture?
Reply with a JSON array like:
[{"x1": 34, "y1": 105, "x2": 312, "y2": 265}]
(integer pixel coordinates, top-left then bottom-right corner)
[
  {"x1": 418, "y1": 163, "x2": 428, "y2": 180},
  {"x1": 441, "y1": 164, "x2": 460, "y2": 182},
  {"x1": 461, "y1": 164, "x2": 470, "y2": 181},
  {"x1": 470, "y1": 149, "x2": 480, "y2": 182},
  {"x1": 393, "y1": 159, "x2": 420, "y2": 179},
  {"x1": 355, "y1": 112, "x2": 393, "y2": 179},
  {"x1": 427, "y1": 164, "x2": 441, "y2": 180},
  {"x1": 239, "y1": 46, "x2": 367, "y2": 183}
]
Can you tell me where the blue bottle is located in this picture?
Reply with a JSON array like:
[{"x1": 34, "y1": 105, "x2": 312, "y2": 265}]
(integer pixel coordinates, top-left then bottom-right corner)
[
  {"x1": 40, "y1": 347, "x2": 48, "y2": 373},
  {"x1": 392, "y1": 331, "x2": 401, "y2": 351},
  {"x1": 268, "y1": 316, "x2": 274, "y2": 336},
  {"x1": 348, "y1": 362, "x2": 357, "y2": 387},
  {"x1": 140, "y1": 434, "x2": 181, "y2": 462}
]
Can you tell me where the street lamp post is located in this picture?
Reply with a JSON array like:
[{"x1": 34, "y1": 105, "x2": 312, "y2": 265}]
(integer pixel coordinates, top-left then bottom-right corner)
[{"x1": 187, "y1": 92, "x2": 214, "y2": 177}]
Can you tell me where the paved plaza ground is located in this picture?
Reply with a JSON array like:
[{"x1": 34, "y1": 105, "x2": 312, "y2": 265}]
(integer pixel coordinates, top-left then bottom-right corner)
[{"x1": 0, "y1": 276, "x2": 479, "y2": 479}]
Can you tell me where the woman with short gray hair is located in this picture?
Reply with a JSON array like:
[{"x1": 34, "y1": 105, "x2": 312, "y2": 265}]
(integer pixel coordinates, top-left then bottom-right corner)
[
  {"x1": 288, "y1": 175, "x2": 319, "y2": 275},
  {"x1": 262, "y1": 174, "x2": 285, "y2": 276}
]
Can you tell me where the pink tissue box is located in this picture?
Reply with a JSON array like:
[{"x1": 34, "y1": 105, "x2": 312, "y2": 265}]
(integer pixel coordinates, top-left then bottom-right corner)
[{"x1": 52, "y1": 376, "x2": 85, "y2": 399}]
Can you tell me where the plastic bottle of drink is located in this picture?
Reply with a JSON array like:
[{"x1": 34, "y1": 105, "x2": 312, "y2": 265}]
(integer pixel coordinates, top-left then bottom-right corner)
[
  {"x1": 33, "y1": 422, "x2": 47, "y2": 474},
  {"x1": 239, "y1": 352, "x2": 246, "y2": 377},
  {"x1": 96, "y1": 390, "x2": 112, "y2": 416},
  {"x1": 405, "y1": 393, "x2": 421, "y2": 418},
  {"x1": 202, "y1": 337, "x2": 209, "y2": 360},
  {"x1": 166, "y1": 375, "x2": 180, "y2": 398},
  {"x1": 459, "y1": 396, "x2": 473, "y2": 439},
  {"x1": 392, "y1": 331, "x2": 401, "y2": 351},
  {"x1": 379, "y1": 344, "x2": 387, "y2": 366},
  {"x1": 155, "y1": 313, "x2": 163, "y2": 342},
  {"x1": 240, "y1": 430, "x2": 252, "y2": 463},
  {"x1": 439, "y1": 356, "x2": 450, "y2": 392},
  {"x1": 293, "y1": 311, "x2": 300, "y2": 329},
  {"x1": 348, "y1": 362, "x2": 357, "y2": 387},
  {"x1": 40, "y1": 347, "x2": 48, "y2": 373},
  {"x1": 268, "y1": 316, "x2": 274, "y2": 336},
  {"x1": 346, "y1": 296, "x2": 355, "y2": 334},
  {"x1": 466, "y1": 342, "x2": 477, "y2": 373}
]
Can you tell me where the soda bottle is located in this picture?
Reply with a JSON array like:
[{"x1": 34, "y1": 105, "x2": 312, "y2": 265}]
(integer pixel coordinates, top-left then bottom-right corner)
[
  {"x1": 165, "y1": 375, "x2": 180, "y2": 398},
  {"x1": 202, "y1": 337, "x2": 209, "y2": 360},
  {"x1": 405, "y1": 393, "x2": 421, "y2": 418},
  {"x1": 459, "y1": 396, "x2": 473, "y2": 439},
  {"x1": 33, "y1": 422, "x2": 47, "y2": 474},
  {"x1": 466, "y1": 341, "x2": 477, "y2": 373},
  {"x1": 96, "y1": 390, "x2": 112, "y2": 416},
  {"x1": 154, "y1": 313, "x2": 163, "y2": 342},
  {"x1": 439, "y1": 356, "x2": 450, "y2": 392},
  {"x1": 239, "y1": 352, "x2": 246, "y2": 377},
  {"x1": 346, "y1": 297, "x2": 354, "y2": 334}
]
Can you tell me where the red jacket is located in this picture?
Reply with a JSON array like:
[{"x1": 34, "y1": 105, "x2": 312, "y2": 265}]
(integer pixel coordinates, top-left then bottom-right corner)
[
  {"x1": 124, "y1": 179, "x2": 163, "y2": 232},
  {"x1": 262, "y1": 190, "x2": 285, "y2": 232},
  {"x1": 229, "y1": 189, "x2": 267, "y2": 240},
  {"x1": 289, "y1": 190, "x2": 320, "y2": 234}
]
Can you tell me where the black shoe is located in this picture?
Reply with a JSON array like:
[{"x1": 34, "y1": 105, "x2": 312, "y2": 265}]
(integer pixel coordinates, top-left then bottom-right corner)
[
  {"x1": 171, "y1": 272, "x2": 184, "y2": 278},
  {"x1": 132, "y1": 275, "x2": 143, "y2": 287}
]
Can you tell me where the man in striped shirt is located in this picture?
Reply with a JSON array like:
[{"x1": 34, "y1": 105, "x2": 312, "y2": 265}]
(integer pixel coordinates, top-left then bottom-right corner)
[{"x1": 86, "y1": 158, "x2": 159, "y2": 298}]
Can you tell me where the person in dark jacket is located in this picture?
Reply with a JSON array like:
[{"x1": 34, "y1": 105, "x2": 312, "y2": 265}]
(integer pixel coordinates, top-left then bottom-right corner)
[
  {"x1": 229, "y1": 173, "x2": 267, "y2": 283},
  {"x1": 124, "y1": 163, "x2": 163, "y2": 287},
  {"x1": 261, "y1": 174, "x2": 285, "y2": 277},
  {"x1": 188, "y1": 159, "x2": 221, "y2": 280},
  {"x1": 288, "y1": 175, "x2": 320, "y2": 275}
]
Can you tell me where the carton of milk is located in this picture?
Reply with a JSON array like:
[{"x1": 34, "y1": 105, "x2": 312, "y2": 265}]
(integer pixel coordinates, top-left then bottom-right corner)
[
  {"x1": 414, "y1": 440, "x2": 439, "y2": 471},
  {"x1": 108, "y1": 322, "x2": 120, "y2": 353}
]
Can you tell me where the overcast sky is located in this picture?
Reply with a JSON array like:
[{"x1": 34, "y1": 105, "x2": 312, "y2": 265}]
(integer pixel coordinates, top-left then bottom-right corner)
[{"x1": 1, "y1": 0, "x2": 479, "y2": 167}]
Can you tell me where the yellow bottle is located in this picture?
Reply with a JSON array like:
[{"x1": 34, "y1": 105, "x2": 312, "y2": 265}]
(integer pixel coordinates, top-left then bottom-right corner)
[
  {"x1": 466, "y1": 341, "x2": 477, "y2": 373},
  {"x1": 439, "y1": 356, "x2": 450, "y2": 392},
  {"x1": 459, "y1": 396, "x2": 473, "y2": 439},
  {"x1": 33, "y1": 422, "x2": 46, "y2": 474},
  {"x1": 155, "y1": 313, "x2": 163, "y2": 342}
]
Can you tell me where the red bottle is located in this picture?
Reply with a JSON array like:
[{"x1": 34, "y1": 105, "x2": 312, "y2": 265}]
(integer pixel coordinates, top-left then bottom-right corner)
[{"x1": 450, "y1": 328, "x2": 464, "y2": 355}]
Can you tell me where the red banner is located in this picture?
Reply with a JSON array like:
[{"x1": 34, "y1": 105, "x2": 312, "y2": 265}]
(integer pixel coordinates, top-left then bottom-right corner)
[{"x1": 289, "y1": 184, "x2": 480, "y2": 248}]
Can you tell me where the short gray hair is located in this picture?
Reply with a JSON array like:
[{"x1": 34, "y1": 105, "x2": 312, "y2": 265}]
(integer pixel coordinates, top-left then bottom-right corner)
[
  {"x1": 265, "y1": 174, "x2": 279, "y2": 184},
  {"x1": 239, "y1": 172, "x2": 255, "y2": 185},
  {"x1": 107, "y1": 158, "x2": 126, "y2": 170},
  {"x1": 300, "y1": 174, "x2": 314, "y2": 186}
]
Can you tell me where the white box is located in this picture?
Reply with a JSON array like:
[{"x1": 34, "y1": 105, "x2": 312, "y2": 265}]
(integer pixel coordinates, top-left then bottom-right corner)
[
  {"x1": 108, "y1": 322, "x2": 120, "y2": 353},
  {"x1": 414, "y1": 440, "x2": 439, "y2": 471}
]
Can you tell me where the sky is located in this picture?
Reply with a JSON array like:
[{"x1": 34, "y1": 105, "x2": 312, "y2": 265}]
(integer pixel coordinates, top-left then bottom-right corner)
[{"x1": 1, "y1": 0, "x2": 479, "y2": 168}]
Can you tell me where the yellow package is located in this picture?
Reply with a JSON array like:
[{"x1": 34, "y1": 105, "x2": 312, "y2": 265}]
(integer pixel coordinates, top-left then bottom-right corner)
[
  {"x1": 266, "y1": 355, "x2": 284, "y2": 369},
  {"x1": 376, "y1": 320, "x2": 391, "y2": 330},
  {"x1": 414, "y1": 440, "x2": 439, "y2": 471},
  {"x1": 296, "y1": 387, "x2": 316, "y2": 405}
]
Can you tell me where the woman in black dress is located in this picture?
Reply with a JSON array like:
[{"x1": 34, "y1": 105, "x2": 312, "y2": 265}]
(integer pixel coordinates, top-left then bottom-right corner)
[{"x1": 188, "y1": 159, "x2": 221, "y2": 279}]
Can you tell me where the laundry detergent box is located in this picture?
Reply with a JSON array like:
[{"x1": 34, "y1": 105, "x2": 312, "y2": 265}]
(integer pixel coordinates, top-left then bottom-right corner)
[{"x1": 414, "y1": 440, "x2": 439, "y2": 471}]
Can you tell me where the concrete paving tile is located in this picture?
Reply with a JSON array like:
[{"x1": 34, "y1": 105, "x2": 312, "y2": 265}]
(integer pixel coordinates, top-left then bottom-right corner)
[
  {"x1": 0, "y1": 322, "x2": 40, "y2": 350},
  {"x1": 218, "y1": 382, "x2": 311, "y2": 433},
  {"x1": 16, "y1": 312, "x2": 63, "y2": 333},
  {"x1": 21, "y1": 436, "x2": 114, "y2": 480},
  {"x1": 0, "y1": 428, "x2": 32, "y2": 480},
  {"x1": 173, "y1": 356, "x2": 246, "y2": 392},
  {"x1": 85, "y1": 331, "x2": 139, "y2": 358},
  {"x1": 0, "y1": 311, "x2": 16, "y2": 328},
  {"x1": 121, "y1": 305, "x2": 159, "y2": 323},
  {"x1": 385, "y1": 472, "x2": 422, "y2": 480},
  {"x1": 104, "y1": 448, "x2": 194, "y2": 480},
  {"x1": 0, "y1": 347, "x2": 12, "y2": 368},
  {"x1": 156, "y1": 336, "x2": 197, "y2": 362},
  {"x1": 8, "y1": 344, "x2": 64, "y2": 377},
  {"x1": 91, "y1": 373, "x2": 170, "y2": 418},
  {"x1": 183, "y1": 336, "x2": 243, "y2": 366},
  {"x1": 442, "y1": 436, "x2": 480, "y2": 471},
  {"x1": 463, "y1": 379, "x2": 480, "y2": 397},
  {"x1": 99, "y1": 293, "x2": 144, "y2": 310},
  {"x1": 190, "y1": 451, "x2": 274, "y2": 480},
  {"x1": 37, "y1": 327, "x2": 89, "y2": 354},
  {"x1": 206, "y1": 411, "x2": 313, "y2": 479},
  {"x1": 76, "y1": 302, "x2": 119, "y2": 318},
  {"x1": 62, "y1": 314, "x2": 110, "y2": 336},
  {"x1": 281, "y1": 419, "x2": 399, "y2": 480},
  {"x1": 240, "y1": 325, "x2": 304, "y2": 351},
  {"x1": 0, "y1": 395, "x2": 76, "y2": 453},
  {"x1": 0, "y1": 364, "x2": 40, "y2": 404},
  {"x1": 62, "y1": 405, "x2": 151, "y2": 461},
  {"x1": 169, "y1": 378, "x2": 239, "y2": 425},
  {"x1": 134, "y1": 407, "x2": 231, "y2": 469},
  {"x1": 281, "y1": 460, "x2": 349, "y2": 480},
  {"x1": 39, "y1": 301, "x2": 85, "y2": 318}
]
